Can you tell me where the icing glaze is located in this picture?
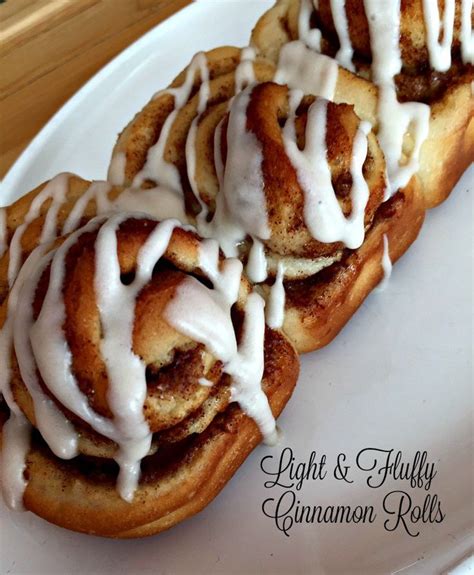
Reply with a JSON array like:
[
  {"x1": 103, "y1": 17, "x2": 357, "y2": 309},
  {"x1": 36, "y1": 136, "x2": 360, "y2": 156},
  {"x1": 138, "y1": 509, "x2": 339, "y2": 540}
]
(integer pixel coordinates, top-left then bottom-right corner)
[
  {"x1": 13, "y1": 249, "x2": 79, "y2": 461},
  {"x1": 190, "y1": 48, "x2": 257, "y2": 233},
  {"x1": 113, "y1": 187, "x2": 189, "y2": 224},
  {"x1": 7, "y1": 173, "x2": 71, "y2": 288},
  {"x1": 211, "y1": 86, "x2": 270, "y2": 256},
  {"x1": 283, "y1": 92, "x2": 371, "y2": 248},
  {"x1": 166, "y1": 237, "x2": 276, "y2": 443},
  {"x1": 422, "y1": 0, "x2": 456, "y2": 72},
  {"x1": 296, "y1": 0, "x2": 432, "y2": 193},
  {"x1": 298, "y1": 0, "x2": 322, "y2": 50},
  {"x1": 266, "y1": 262, "x2": 286, "y2": 329},
  {"x1": 62, "y1": 181, "x2": 112, "y2": 234},
  {"x1": 1, "y1": 414, "x2": 31, "y2": 511},
  {"x1": 330, "y1": 0, "x2": 355, "y2": 71},
  {"x1": 460, "y1": 0, "x2": 474, "y2": 65},
  {"x1": 375, "y1": 234, "x2": 393, "y2": 292},
  {"x1": 132, "y1": 52, "x2": 209, "y2": 190},
  {"x1": 275, "y1": 41, "x2": 339, "y2": 99},
  {"x1": 247, "y1": 237, "x2": 268, "y2": 283},
  {"x1": 107, "y1": 151, "x2": 127, "y2": 186}
]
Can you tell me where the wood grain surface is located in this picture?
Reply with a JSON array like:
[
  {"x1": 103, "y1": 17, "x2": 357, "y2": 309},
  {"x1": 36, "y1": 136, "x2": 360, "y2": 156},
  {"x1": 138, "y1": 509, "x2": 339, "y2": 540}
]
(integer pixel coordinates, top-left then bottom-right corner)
[{"x1": 0, "y1": 0, "x2": 191, "y2": 178}]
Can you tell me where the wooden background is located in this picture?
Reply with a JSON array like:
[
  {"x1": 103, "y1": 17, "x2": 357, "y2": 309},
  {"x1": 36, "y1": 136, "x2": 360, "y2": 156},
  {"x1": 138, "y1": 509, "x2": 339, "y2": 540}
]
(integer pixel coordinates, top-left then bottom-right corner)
[{"x1": 0, "y1": 0, "x2": 191, "y2": 178}]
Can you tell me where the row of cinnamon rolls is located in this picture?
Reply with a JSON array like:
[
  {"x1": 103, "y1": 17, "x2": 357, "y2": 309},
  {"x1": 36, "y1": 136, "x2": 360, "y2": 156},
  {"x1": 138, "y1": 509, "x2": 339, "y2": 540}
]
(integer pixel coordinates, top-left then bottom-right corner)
[{"x1": 0, "y1": 0, "x2": 471, "y2": 536}]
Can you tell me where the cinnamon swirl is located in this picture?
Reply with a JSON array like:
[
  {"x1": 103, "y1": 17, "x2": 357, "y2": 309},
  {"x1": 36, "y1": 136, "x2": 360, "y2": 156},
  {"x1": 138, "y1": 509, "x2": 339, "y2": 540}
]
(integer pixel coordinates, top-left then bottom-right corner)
[
  {"x1": 108, "y1": 45, "x2": 425, "y2": 352},
  {"x1": 251, "y1": 0, "x2": 474, "y2": 207},
  {"x1": 0, "y1": 177, "x2": 299, "y2": 537}
]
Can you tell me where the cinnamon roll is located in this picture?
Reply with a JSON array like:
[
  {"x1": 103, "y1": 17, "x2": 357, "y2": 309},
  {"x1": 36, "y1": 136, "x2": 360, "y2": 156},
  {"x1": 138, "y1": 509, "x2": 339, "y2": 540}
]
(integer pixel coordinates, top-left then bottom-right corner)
[
  {"x1": 0, "y1": 178, "x2": 299, "y2": 537},
  {"x1": 210, "y1": 80, "x2": 425, "y2": 352},
  {"x1": 108, "y1": 44, "x2": 425, "y2": 352},
  {"x1": 251, "y1": 0, "x2": 474, "y2": 207}
]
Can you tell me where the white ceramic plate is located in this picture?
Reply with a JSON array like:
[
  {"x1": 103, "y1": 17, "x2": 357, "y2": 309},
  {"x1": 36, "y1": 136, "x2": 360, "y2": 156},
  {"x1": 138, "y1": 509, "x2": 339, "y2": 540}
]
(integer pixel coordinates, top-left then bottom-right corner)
[{"x1": 0, "y1": 1, "x2": 472, "y2": 573}]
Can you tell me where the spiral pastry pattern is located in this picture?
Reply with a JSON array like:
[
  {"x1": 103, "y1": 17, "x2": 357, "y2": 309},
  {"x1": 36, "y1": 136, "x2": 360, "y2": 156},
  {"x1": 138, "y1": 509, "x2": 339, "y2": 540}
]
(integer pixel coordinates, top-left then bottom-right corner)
[
  {"x1": 2, "y1": 0, "x2": 469, "y2": 538},
  {"x1": 252, "y1": 0, "x2": 474, "y2": 206},
  {"x1": 0, "y1": 202, "x2": 298, "y2": 534},
  {"x1": 108, "y1": 45, "x2": 426, "y2": 352}
]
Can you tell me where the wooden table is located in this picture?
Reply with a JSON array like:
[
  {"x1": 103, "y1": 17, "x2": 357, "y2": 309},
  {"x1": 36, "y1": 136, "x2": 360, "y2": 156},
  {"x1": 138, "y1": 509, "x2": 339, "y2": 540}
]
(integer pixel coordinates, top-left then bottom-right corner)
[{"x1": 0, "y1": 0, "x2": 191, "y2": 178}]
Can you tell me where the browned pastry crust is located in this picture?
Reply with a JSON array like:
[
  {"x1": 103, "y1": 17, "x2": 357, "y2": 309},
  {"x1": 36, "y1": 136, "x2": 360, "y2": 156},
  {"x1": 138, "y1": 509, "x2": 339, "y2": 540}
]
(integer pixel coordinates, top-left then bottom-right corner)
[
  {"x1": 0, "y1": 327, "x2": 298, "y2": 538},
  {"x1": 314, "y1": 0, "x2": 467, "y2": 80},
  {"x1": 112, "y1": 46, "x2": 276, "y2": 213},
  {"x1": 251, "y1": 0, "x2": 474, "y2": 208},
  {"x1": 0, "y1": 204, "x2": 300, "y2": 535},
  {"x1": 6, "y1": 219, "x2": 236, "y2": 457},
  {"x1": 0, "y1": 176, "x2": 127, "y2": 306},
  {"x1": 107, "y1": 44, "x2": 425, "y2": 353},
  {"x1": 236, "y1": 82, "x2": 386, "y2": 262},
  {"x1": 279, "y1": 178, "x2": 425, "y2": 353}
]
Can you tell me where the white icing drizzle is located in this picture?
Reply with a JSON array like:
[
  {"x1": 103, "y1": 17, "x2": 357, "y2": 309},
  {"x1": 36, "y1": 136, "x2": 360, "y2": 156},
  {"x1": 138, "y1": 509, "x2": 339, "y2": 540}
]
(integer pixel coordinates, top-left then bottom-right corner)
[
  {"x1": 23, "y1": 219, "x2": 118, "y2": 454},
  {"x1": 247, "y1": 237, "x2": 268, "y2": 283},
  {"x1": 165, "y1": 238, "x2": 277, "y2": 444},
  {"x1": 423, "y1": 0, "x2": 456, "y2": 72},
  {"x1": 188, "y1": 48, "x2": 257, "y2": 233},
  {"x1": 0, "y1": 247, "x2": 39, "y2": 511},
  {"x1": 227, "y1": 292, "x2": 277, "y2": 444},
  {"x1": 275, "y1": 41, "x2": 339, "y2": 99},
  {"x1": 133, "y1": 52, "x2": 209, "y2": 191},
  {"x1": 185, "y1": 54, "x2": 212, "y2": 226},
  {"x1": 296, "y1": 0, "x2": 431, "y2": 193},
  {"x1": 7, "y1": 173, "x2": 71, "y2": 288},
  {"x1": 298, "y1": 0, "x2": 322, "y2": 50},
  {"x1": 235, "y1": 47, "x2": 257, "y2": 93},
  {"x1": 363, "y1": 0, "x2": 431, "y2": 193},
  {"x1": 27, "y1": 215, "x2": 177, "y2": 501},
  {"x1": 1, "y1": 414, "x2": 31, "y2": 511},
  {"x1": 282, "y1": 91, "x2": 371, "y2": 248},
  {"x1": 198, "y1": 378, "x2": 214, "y2": 387},
  {"x1": 113, "y1": 187, "x2": 189, "y2": 224},
  {"x1": 211, "y1": 86, "x2": 271, "y2": 257},
  {"x1": 13, "y1": 248, "x2": 79, "y2": 460},
  {"x1": 375, "y1": 233, "x2": 392, "y2": 292},
  {"x1": 266, "y1": 262, "x2": 286, "y2": 329},
  {"x1": 0, "y1": 207, "x2": 7, "y2": 258},
  {"x1": 330, "y1": 0, "x2": 355, "y2": 71},
  {"x1": 93, "y1": 216, "x2": 178, "y2": 500},
  {"x1": 460, "y1": 0, "x2": 474, "y2": 65},
  {"x1": 0, "y1": 247, "x2": 49, "y2": 414},
  {"x1": 376, "y1": 85, "x2": 430, "y2": 193},
  {"x1": 62, "y1": 181, "x2": 112, "y2": 235},
  {"x1": 107, "y1": 151, "x2": 127, "y2": 186},
  {"x1": 1, "y1": 239, "x2": 79, "y2": 510},
  {"x1": 363, "y1": 0, "x2": 403, "y2": 85}
]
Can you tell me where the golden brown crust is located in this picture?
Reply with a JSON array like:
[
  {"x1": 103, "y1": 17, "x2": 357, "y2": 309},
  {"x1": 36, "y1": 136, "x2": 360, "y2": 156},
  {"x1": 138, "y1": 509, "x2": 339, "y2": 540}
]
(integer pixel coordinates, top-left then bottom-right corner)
[
  {"x1": 112, "y1": 46, "x2": 276, "y2": 213},
  {"x1": 7, "y1": 218, "x2": 253, "y2": 458},
  {"x1": 316, "y1": 0, "x2": 467, "y2": 76},
  {"x1": 111, "y1": 52, "x2": 387, "y2": 265},
  {"x1": 1, "y1": 182, "x2": 300, "y2": 537},
  {"x1": 279, "y1": 177, "x2": 425, "y2": 353},
  {"x1": 251, "y1": 0, "x2": 473, "y2": 209},
  {"x1": 1, "y1": 329, "x2": 299, "y2": 538},
  {"x1": 244, "y1": 83, "x2": 386, "y2": 261},
  {"x1": 253, "y1": 0, "x2": 472, "y2": 95},
  {"x1": 417, "y1": 82, "x2": 474, "y2": 208},
  {"x1": 1, "y1": 1, "x2": 467, "y2": 538},
  {"x1": 0, "y1": 176, "x2": 174, "y2": 306}
]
